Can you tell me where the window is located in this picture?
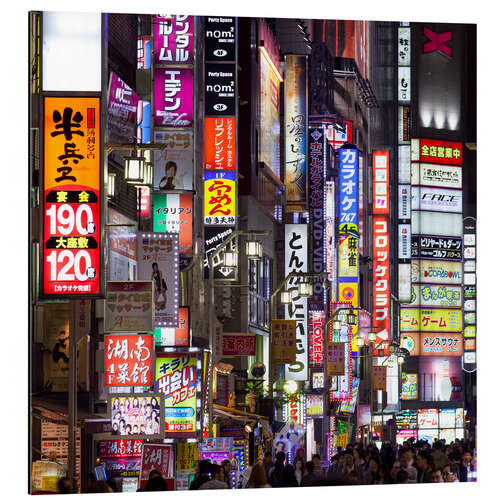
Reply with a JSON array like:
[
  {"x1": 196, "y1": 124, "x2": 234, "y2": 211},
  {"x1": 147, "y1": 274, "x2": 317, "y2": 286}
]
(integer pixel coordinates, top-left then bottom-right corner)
[{"x1": 248, "y1": 256, "x2": 271, "y2": 331}]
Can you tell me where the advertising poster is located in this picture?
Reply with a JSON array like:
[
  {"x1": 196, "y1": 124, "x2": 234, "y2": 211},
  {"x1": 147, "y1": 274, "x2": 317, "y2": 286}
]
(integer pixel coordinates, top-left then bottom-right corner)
[
  {"x1": 109, "y1": 394, "x2": 164, "y2": 439},
  {"x1": 204, "y1": 117, "x2": 236, "y2": 171},
  {"x1": 411, "y1": 138, "x2": 463, "y2": 166},
  {"x1": 153, "y1": 67, "x2": 193, "y2": 127},
  {"x1": 104, "y1": 282, "x2": 153, "y2": 333},
  {"x1": 104, "y1": 334, "x2": 154, "y2": 387},
  {"x1": 137, "y1": 232, "x2": 179, "y2": 327},
  {"x1": 204, "y1": 171, "x2": 236, "y2": 225},
  {"x1": 306, "y1": 395, "x2": 323, "y2": 418},
  {"x1": 108, "y1": 209, "x2": 137, "y2": 281},
  {"x1": 419, "y1": 357, "x2": 462, "y2": 401},
  {"x1": 338, "y1": 147, "x2": 359, "y2": 234},
  {"x1": 400, "y1": 333, "x2": 421, "y2": 356},
  {"x1": 98, "y1": 439, "x2": 143, "y2": 479},
  {"x1": 176, "y1": 442, "x2": 199, "y2": 471},
  {"x1": 400, "y1": 308, "x2": 462, "y2": 332},
  {"x1": 401, "y1": 373, "x2": 418, "y2": 400},
  {"x1": 156, "y1": 353, "x2": 198, "y2": 436},
  {"x1": 153, "y1": 193, "x2": 193, "y2": 254},
  {"x1": 340, "y1": 377, "x2": 360, "y2": 413},
  {"x1": 43, "y1": 96, "x2": 101, "y2": 296},
  {"x1": 107, "y1": 72, "x2": 139, "y2": 143},
  {"x1": 154, "y1": 307, "x2": 190, "y2": 347},
  {"x1": 272, "y1": 319, "x2": 297, "y2": 365},
  {"x1": 153, "y1": 15, "x2": 194, "y2": 65},
  {"x1": 338, "y1": 235, "x2": 358, "y2": 278},
  {"x1": 222, "y1": 334, "x2": 256, "y2": 356},
  {"x1": 420, "y1": 333, "x2": 463, "y2": 356},
  {"x1": 204, "y1": 17, "x2": 236, "y2": 62},
  {"x1": 139, "y1": 444, "x2": 174, "y2": 489},
  {"x1": 153, "y1": 130, "x2": 194, "y2": 191},
  {"x1": 284, "y1": 224, "x2": 308, "y2": 380},
  {"x1": 284, "y1": 54, "x2": 307, "y2": 212}
]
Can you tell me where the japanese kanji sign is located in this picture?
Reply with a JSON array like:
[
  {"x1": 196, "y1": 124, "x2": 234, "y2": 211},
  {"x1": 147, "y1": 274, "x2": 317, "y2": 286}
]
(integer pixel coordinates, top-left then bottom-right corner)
[
  {"x1": 339, "y1": 235, "x2": 358, "y2": 278},
  {"x1": 271, "y1": 319, "x2": 297, "y2": 364},
  {"x1": 411, "y1": 138, "x2": 463, "y2": 166},
  {"x1": 373, "y1": 150, "x2": 390, "y2": 215},
  {"x1": 418, "y1": 408, "x2": 438, "y2": 428},
  {"x1": 153, "y1": 193, "x2": 193, "y2": 254},
  {"x1": 284, "y1": 54, "x2": 307, "y2": 212},
  {"x1": 109, "y1": 394, "x2": 164, "y2": 439},
  {"x1": 326, "y1": 342, "x2": 345, "y2": 376},
  {"x1": 401, "y1": 373, "x2": 418, "y2": 400},
  {"x1": 204, "y1": 117, "x2": 236, "y2": 170},
  {"x1": 204, "y1": 171, "x2": 236, "y2": 225},
  {"x1": 411, "y1": 163, "x2": 462, "y2": 189},
  {"x1": 139, "y1": 444, "x2": 174, "y2": 489},
  {"x1": 156, "y1": 353, "x2": 198, "y2": 436},
  {"x1": 398, "y1": 27, "x2": 411, "y2": 66},
  {"x1": 308, "y1": 312, "x2": 325, "y2": 369},
  {"x1": 338, "y1": 147, "x2": 359, "y2": 234},
  {"x1": 43, "y1": 96, "x2": 101, "y2": 296},
  {"x1": 408, "y1": 284, "x2": 462, "y2": 308},
  {"x1": 107, "y1": 72, "x2": 139, "y2": 143},
  {"x1": 400, "y1": 308, "x2": 463, "y2": 332},
  {"x1": 137, "y1": 232, "x2": 179, "y2": 327},
  {"x1": 284, "y1": 224, "x2": 308, "y2": 380},
  {"x1": 153, "y1": 67, "x2": 193, "y2": 127},
  {"x1": 398, "y1": 66, "x2": 411, "y2": 102},
  {"x1": 373, "y1": 216, "x2": 390, "y2": 355},
  {"x1": 104, "y1": 281, "x2": 153, "y2": 333},
  {"x1": 420, "y1": 333, "x2": 463, "y2": 356},
  {"x1": 222, "y1": 334, "x2": 256, "y2": 356},
  {"x1": 176, "y1": 442, "x2": 199, "y2": 471},
  {"x1": 339, "y1": 377, "x2": 360, "y2": 414},
  {"x1": 411, "y1": 235, "x2": 462, "y2": 260},
  {"x1": 105, "y1": 335, "x2": 154, "y2": 387},
  {"x1": 154, "y1": 15, "x2": 194, "y2": 65},
  {"x1": 372, "y1": 365, "x2": 387, "y2": 391},
  {"x1": 283, "y1": 394, "x2": 304, "y2": 426}
]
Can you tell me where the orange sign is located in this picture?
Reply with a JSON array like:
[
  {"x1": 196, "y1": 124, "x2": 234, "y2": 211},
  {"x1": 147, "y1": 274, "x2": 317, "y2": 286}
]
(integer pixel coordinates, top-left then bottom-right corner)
[
  {"x1": 43, "y1": 96, "x2": 101, "y2": 296},
  {"x1": 205, "y1": 117, "x2": 236, "y2": 171},
  {"x1": 420, "y1": 333, "x2": 463, "y2": 356}
]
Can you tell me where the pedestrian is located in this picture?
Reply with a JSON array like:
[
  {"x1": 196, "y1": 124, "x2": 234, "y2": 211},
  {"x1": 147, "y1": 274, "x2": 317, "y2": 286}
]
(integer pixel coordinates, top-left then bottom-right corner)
[
  {"x1": 311, "y1": 454, "x2": 325, "y2": 480},
  {"x1": 199, "y1": 463, "x2": 230, "y2": 490},
  {"x1": 391, "y1": 450, "x2": 418, "y2": 483},
  {"x1": 396, "y1": 469, "x2": 409, "y2": 484},
  {"x1": 56, "y1": 477, "x2": 72, "y2": 494},
  {"x1": 293, "y1": 447, "x2": 306, "y2": 471},
  {"x1": 221, "y1": 459, "x2": 232, "y2": 488},
  {"x1": 432, "y1": 467, "x2": 444, "y2": 483},
  {"x1": 443, "y1": 462, "x2": 460, "y2": 483},
  {"x1": 189, "y1": 459, "x2": 212, "y2": 490},
  {"x1": 245, "y1": 463, "x2": 271, "y2": 488},
  {"x1": 268, "y1": 451, "x2": 286, "y2": 487},
  {"x1": 85, "y1": 480, "x2": 113, "y2": 493},
  {"x1": 363, "y1": 457, "x2": 380, "y2": 485},
  {"x1": 416, "y1": 450, "x2": 434, "y2": 483},
  {"x1": 459, "y1": 450, "x2": 473, "y2": 482},
  {"x1": 432, "y1": 440, "x2": 450, "y2": 469},
  {"x1": 137, "y1": 469, "x2": 163, "y2": 492},
  {"x1": 277, "y1": 463, "x2": 299, "y2": 488},
  {"x1": 300, "y1": 460, "x2": 319, "y2": 487},
  {"x1": 294, "y1": 457, "x2": 304, "y2": 484},
  {"x1": 263, "y1": 451, "x2": 273, "y2": 480}
]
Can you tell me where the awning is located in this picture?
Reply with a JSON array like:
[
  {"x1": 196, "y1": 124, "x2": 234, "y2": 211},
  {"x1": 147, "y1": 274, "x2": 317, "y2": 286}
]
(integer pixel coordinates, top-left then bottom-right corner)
[{"x1": 213, "y1": 404, "x2": 269, "y2": 422}]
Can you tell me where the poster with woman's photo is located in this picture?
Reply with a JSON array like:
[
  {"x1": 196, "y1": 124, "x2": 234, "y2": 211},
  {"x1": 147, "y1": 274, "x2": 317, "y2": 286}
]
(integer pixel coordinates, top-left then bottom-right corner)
[
  {"x1": 108, "y1": 394, "x2": 165, "y2": 440},
  {"x1": 137, "y1": 232, "x2": 179, "y2": 327},
  {"x1": 153, "y1": 130, "x2": 193, "y2": 191}
]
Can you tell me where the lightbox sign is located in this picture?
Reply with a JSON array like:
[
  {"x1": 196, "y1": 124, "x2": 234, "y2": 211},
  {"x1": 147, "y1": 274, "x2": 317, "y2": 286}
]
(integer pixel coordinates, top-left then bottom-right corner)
[
  {"x1": 330, "y1": 302, "x2": 353, "y2": 400},
  {"x1": 154, "y1": 307, "x2": 190, "y2": 347},
  {"x1": 204, "y1": 117, "x2": 236, "y2": 171},
  {"x1": 284, "y1": 54, "x2": 308, "y2": 212},
  {"x1": 339, "y1": 377, "x2": 360, "y2": 413},
  {"x1": 153, "y1": 193, "x2": 193, "y2": 254},
  {"x1": 399, "y1": 224, "x2": 411, "y2": 260},
  {"x1": 411, "y1": 163, "x2": 462, "y2": 189},
  {"x1": 399, "y1": 185, "x2": 411, "y2": 219},
  {"x1": 418, "y1": 409, "x2": 439, "y2": 428},
  {"x1": 416, "y1": 260, "x2": 462, "y2": 285},
  {"x1": 204, "y1": 63, "x2": 236, "y2": 116},
  {"x1": 305, "y1": 395, "x2": 324, "y2": 418},
  {"x1": 412, "y1": 211, "x2": 463, "y2": 237},
  {"x1": 156, "y1": 353, "x2": 198, "y2": 436},
  {"x1": 420, "y1": 334, "x2": 463, "y2": 356},
  {"x1": 412, "y1": 187, "x2": 462, "y2": 213},
  {"x1": 400, "y1": 333, "x2": 420, "y2": 356},
  {"x1": 373, "y1": 150, "x2": 390, "y2": 215},
  {"x1": 408, "y1": 284, "x2": 462, "y2": 308},
  {"x1": 42, "y1": 96, "x2": 101, "y2": 296},
  {"x1": 203, "y1": 227, "x2": 237, "y2": 281},
  {"x1": 400, "y1": 308, "x2": 462, "y2": 332},
  {"x1": 153, "y1": 68, "x2": 193, "y2": 127},
  {"x1": 107, "y1": 72, "x2": 139, "y2": 143},
  {"x1": 338, "y1": 147, "x2": 359, "y2": 234},
  {"x1": 326, "y1": 120, "x2": 353, "y2": 151},
  {"x1": 411, "y1": 138, "x2": 463, "y2": 166},
  {"x1": 154, "y1": 15, "x2": 194, "y2": 65},
  {"x1": 401, "y1": 373, "x2": 418, "y2": 400},
  {"x1": 399, "y1": 106, "x2": 411, "y2": 144},
  {"x1": 284, "y1": 224, "x2": 308, "y2": 380},
  {"x1": 411, "y1": 236, "x2": 462, "y2": 260},
  {"x1": 309, "y1": 311, "x2": 325, "y2": 368},
  {"x1": 398, "y1": 66, "x2": 411, "y2": 102},
  {"x1": 204, "y1": 172, "x2": 236, "y2": 225},
  {"x1": 204, "y1": 17, "x2": 236, "y2": 62},
  {"x1": 398, "y1": 27, "x2": 411, "y2": 66}
]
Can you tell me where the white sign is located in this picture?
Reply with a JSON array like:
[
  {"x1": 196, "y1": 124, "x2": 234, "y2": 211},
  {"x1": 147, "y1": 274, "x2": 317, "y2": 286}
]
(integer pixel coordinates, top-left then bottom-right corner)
[
  {"x1": 398, "y1": 67, "x2": 411, "y2": 102},
  {"x1": 398, "y1": 224, "x2": 411, "y2": 259},
  {"x1": 463, "y1": 352, "x2": 476, "y2": 364},
  {"x1": 411, "y1": 211, "x2": 463, "y2": 237},
  {"x1": 399, "y1": 185, "x2": 411, "y2": 219},
  {"x1": 413, "y1": 260, "x2": 462, "y2": 285},
  {"x1": 411, "y1": 187, "x2": 463, "y2": 213},
  {"x1": 411, "y1": 163, "x2": 463, "y2": 189},
  {"x1": 398, "y1": 27, "x2": 411, "y2": 66},
  {"x1": 284, "y1": 224, "x2": 308, "y2": 381},
  {"x1": 399, "y1": 145, "x2": 411, "y2": 183},
  {"x1": 398, "y1": 263, "x2": 412, "y2": 303}
]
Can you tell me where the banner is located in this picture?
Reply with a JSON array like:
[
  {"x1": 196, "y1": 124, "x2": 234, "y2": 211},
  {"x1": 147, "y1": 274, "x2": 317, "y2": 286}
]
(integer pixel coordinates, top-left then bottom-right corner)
[
  {"x1": 411, "y1": 138, "x2": 463, "y2": 166},
  {"x1": 153, "y1": 15, "x2": 194, "y2": 65},
  {"x1": 204, "y1": 171, "x2": 236, "y2": 225},
  {"x1": 411, "y1": 236, "x2": 462, "y2": 260},
  {"x1": 271, "y1": 319, "x2": 296, "y2": 364},
  {"x1": 372, "y1": 365, "x2": 387, "y2": 391},
  {"x1": 284, "y1": 225, "x2": 308, "y2": 380},
  {"x1": 408, "y1": 284, "x2": 462, "y2": 308},
  {"x1": 284, "y1": 54, "x2": 307, "y2": 212},
  {"x1": 139, "y1": 444, "x2": 174, "y2": 489},
  {"x1": 400, "y1": 308, "x2": 463, "y2": 332},
  {"x1": 420, "y1": 333, "x2": 463, "y2": 356},
  {"x1": 154, "y1": 67, "x2": 193, "y2": 127},
  {"x1": 204, "y1": 117, "x2": 236, "y2": 171},
  {"x1": 43, "y1": 96, "x2": 101, "y2": 296},
  {"x1": 137, "y1": 232, "x2": 179, "y2": 327},
  {"x1": 326, "y1": 342, "x2": 345, "y2": 376},
  {"x1": 156, "y1": 353, "x2": 198, "y2": 435},
  {"x1": 222, "y1": 334, "x2": 256, "y2": 356},
  {"x1": 338, "y1": 147, "x2": 359, "y2": 234},
  {"x1": 411, "y1": 163, "x2": 462, "y2": 189},
  {"x1": 105, "y1": 335, "x2": 154, "y2": 387},
  {"x1": 153, "y1": 193, "x2": 193, "y2": 254},
  {"x1": 104, "y1": 282, "x2": 153, "y2": 333},
  {"x1": 153, "y1": 130, "x2": 193, "y2": 191}
]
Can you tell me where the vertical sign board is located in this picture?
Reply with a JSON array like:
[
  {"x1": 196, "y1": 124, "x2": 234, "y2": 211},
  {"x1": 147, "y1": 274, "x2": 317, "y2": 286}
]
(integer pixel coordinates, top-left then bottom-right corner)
[
  {"x1": 284, "y1": 224, "x2": 308, "y2": 380},
  {"x1": 42, "y1": 96, "x2": 101, "y2": 296},
  {"x1": 154, "y1": 15, "x2": 194, "y2": 65},
  {"x1": 271, "y1": 319, "x2": 297, "y2": 365},
  {"x1": 463, "y1": 217, "x2": 476, "y2": 365},
  {"x1": 204, "y1": 172, "x2": 236, "y2": 225},
  {"x1": 204, "y1": 117, "x2": 236, "y2": 171},
  {"x1": 284, "y1": 54, "x2": 308, "y2": 212},
  {"x1": 308, "y1": 123, "x2": 326, "y2": 309},
  {"x1": 204, "y1": 17, "x2": 236, "y2": 62},
  {"x1": 308, "y1": 311, "x2": 325, "y2": 370}
]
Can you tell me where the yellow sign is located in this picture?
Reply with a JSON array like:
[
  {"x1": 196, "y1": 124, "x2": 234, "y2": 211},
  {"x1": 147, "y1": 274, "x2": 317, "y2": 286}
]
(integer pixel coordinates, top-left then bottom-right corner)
[
  {"x1": 336, "y1": 433, "x2": 348, "y2": 449},
  {"x1": 204, "y1": 172, "x2": 236, "y2": 225},
  {"x1": 176, "y1": 442, "x2": 199, "y2": 471},
  {"x1": 400, "y1": 308, "x2": 463, "y2": 332},
  {"x1": 271, "y1": 319, "x2": 297, "y2": 364},
  {"x1": 338, "y1": 282, "x2": 359, "y2": 352},
  {"x1": 339, "y1": 236, "x2": 358, "y2": 277}
]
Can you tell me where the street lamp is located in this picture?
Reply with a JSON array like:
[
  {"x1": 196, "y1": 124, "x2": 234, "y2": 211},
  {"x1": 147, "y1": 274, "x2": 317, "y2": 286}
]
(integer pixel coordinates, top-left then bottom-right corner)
[
  {"x1": 223, "y1": 250, "x2": 238, "y2": 268},
  {"x1": 333, "y1": 320, "x2": 342, "y2": 331},
  {"x1": 346, "y1": 312, "x2": 357, "y2": 326},
  {"x1": 107, "y1": 172, "x2": 116, "y2": 198},
  {"x1": 280, "y1": 290, "x2": 292, "y2": 304},
  {"x1": 246, "y1": 240, "x2": 263, "y2": 260},
  {"x1": 298, "y1": 280, "x2": 313, "y2": 298},
  {"x1": 368, "y1": 331, "x2": 377, "y2": 343},
  {"x1": 124, "y1": 153, "x2": 145, "y2": 184},
  {"x1": 356, "y1": 335, "x2": 365, "y2": 347}
]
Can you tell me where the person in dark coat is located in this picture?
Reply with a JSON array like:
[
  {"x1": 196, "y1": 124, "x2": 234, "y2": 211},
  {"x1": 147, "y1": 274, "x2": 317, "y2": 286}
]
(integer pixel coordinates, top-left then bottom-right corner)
[
  {"x1": 189, "y1": 460, "x2": 212, "y2": 490},
  {"x1": 300, "y1": 461, "x2": 319, "y2": 487},
  {"x1": 277, "y1": 463, "x2": 299, "y2": 487}
]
